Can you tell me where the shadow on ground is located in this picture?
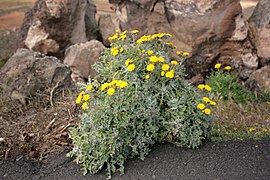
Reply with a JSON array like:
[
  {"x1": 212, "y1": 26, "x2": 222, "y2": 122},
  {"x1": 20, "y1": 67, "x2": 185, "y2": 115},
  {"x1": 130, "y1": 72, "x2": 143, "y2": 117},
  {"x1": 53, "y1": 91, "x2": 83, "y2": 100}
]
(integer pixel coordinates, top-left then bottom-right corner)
[{"x1": 1, "y1": 140, "x2": 270, "y2": 180}]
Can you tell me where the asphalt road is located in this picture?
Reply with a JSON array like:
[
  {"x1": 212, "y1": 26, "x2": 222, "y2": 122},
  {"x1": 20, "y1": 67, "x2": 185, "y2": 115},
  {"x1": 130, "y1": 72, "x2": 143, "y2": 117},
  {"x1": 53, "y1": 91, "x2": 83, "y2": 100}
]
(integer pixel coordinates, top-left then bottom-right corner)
[{"x1": 1, "y1": 140, "x2": 270, "y2": 180}]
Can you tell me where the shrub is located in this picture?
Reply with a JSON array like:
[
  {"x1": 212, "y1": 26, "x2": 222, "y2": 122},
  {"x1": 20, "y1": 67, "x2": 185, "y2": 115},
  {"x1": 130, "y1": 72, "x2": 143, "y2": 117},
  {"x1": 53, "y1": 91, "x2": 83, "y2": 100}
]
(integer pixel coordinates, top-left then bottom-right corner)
[
  {"x1": 207, "y1": 65, "x2": 255, "y2": 103},
  {"x1": 68, "y1": 31, "x2": 214, "y2": 178}
]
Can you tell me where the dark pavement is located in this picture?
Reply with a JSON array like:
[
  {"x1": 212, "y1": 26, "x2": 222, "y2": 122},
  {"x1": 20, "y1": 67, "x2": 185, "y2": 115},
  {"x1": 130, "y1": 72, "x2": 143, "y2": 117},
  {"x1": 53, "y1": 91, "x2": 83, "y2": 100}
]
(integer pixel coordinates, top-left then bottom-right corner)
[{"x1": 1, "y1": 140, "x2": 270, "y2": 180}]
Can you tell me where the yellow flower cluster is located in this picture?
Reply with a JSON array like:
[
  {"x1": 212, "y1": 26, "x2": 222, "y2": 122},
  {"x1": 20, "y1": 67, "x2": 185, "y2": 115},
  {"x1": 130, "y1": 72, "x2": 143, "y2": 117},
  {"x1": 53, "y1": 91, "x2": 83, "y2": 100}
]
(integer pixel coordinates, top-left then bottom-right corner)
[
  {"x1": 111, "y1": 47, "x2": 119, "y2": 56},
  {"x1": 165, "y1": 70, "x2": 174, "y2": 79},
  {"x1": 108, "y1": 30, "x2": 130, "y2": 42},
  {"x1": 149, "y1": 56, "x2": 164, "y2": 63},
  {"x1": 198, "y1": 84, "x2": 212, "y2": 92},
  {"x1": 202, "y1": 97, "x2": 217, "y2": 106},
  {"x1": 165, "y1": 42, "x2": 176, "y2": 49},
  {"x1": 145, "y1": 55, "x2": 178, "y2": 79},
  {"x1": 76, "y1": 84, "x2": 95, "y2": 110},
  {"x1": 197, "y1": 103, "x2": 211, "y2": 115},
  {"x1": 177, "y1": 51, "x2": 190, "y2": 57},
  {"x1": 101, "y1": 80, "x2": 128, "y2": 95},
  {"x1": 197, "y1": 96, "x2": 216, "y2": 115},
  {"x1": 125, "y1": 58, "x2": 136, "y2": 72},
  {"x1": 136, "y1": 33, "x2": 172, "y2": 44},
  {"x1": 111, "y1": 46, "x2": 124, "y2": 56},
  {"x1": 214, "y1": 63, "x2": 232, "y2": 71}
]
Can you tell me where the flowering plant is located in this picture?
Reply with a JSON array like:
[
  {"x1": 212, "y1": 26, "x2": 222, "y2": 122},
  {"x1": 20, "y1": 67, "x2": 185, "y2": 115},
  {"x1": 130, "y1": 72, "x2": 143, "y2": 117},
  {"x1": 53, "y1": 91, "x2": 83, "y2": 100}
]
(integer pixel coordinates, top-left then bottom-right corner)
[{"x1": 68, "y1": 30, "x2": 214, "y2": 178}]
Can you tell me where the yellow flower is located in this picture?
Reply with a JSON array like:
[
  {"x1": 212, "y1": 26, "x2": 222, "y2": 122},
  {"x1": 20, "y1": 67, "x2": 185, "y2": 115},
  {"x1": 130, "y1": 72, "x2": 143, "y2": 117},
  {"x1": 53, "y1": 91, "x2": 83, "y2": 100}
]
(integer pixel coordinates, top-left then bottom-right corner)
[
  {"x1": 197, "y1": 103, "x2": 205, "y2": 110},
  {"x1": 83, "y1": 94, "x2": 91, "y2": 101},
  {"x1": 132, "y1": 30, "x2": 139, "y2": 34},
  {"x1": 151, "y1": 34, "x2": 159, "y2": 39},
  {"x1": 108, "y1": 34, "x2": 118, "y2": 41},
  {"x1": 107, "y1": 87, "x2": 115, "y2": 95},
  {"x1": 150, "y1": 56, "x2": 159, "y2": 63},
  {"x1": 115, "y1": 30, "x2": 119, "y2": 33},
  {"x1": 116, "y1": 81, "x2": 128, "y2": 88},
  {"x1": 125, "y1": 58, "x2": 133, "y2": 66},
  {"x1": 203, "y1": 108, "x2": 211, "y2": 115},
  {"x1": 158, "y1": 57, "x2": 165, "y2": 63},
  {"x1": 146, "y1": 64, "x2": 155, "y2": 71},
  {"x1": 266, "y1": 102, "x2": 270, "y2": 105},
  {"x1": 81, "y1": 102, "x2": 88, "y2": 110},
  {"x1": 147, "y1": 50, "x2": 153, "y2": 55},
  {"x1": 183, "y1": 52, "x2": 190, "y2": 56},
  {"x1": 205, "y1": 85, "x2": 212, "y2": 91},
  {"x1": 118, "y1": 34, "x2": 126, "y2": 40},
  {"x1": 171, "y1": 60, "x2": 179, "y2": 65},
  {"x1": 141, "y1": 50, "x2": 145, "y2": 53},
  {"x1": 166, "y1": 42, "x2": 174, "y2": 46},
  {"x1": 109, "y1": 80, "x2": 118, "y2": 86},
  {"x1": 249, "y1": 127, "x2": 255, "y2": 132},
  {"x1": 76, "y1": 91, "x2": 84, "y2": 104},
  {"x1": 214, "y1": 63, "x2": 221, "y2": 69},
  {"x1": 120, "y1": 30, "x2": 127, "y2": 35},
  {"x1": 162, "y1": 64, "x2": 170, "y2": 71},
  {"x1": 101, "y1": 83, "x2": 110, "y2": 91},
  {"x1": 145, "y1": 74, "x2": 150, "y2": 79},
  {"x1": 263, "y1": 129, "x2": 268, "y2": 133},
  {"x1": 224, "y1": 66, "x2": 231, "y2": 71},
  {"x1": 158, "y1": 33, "x2": 165, "y2": 38},
  {"x1": 165, "y1": 70, "x2": 174, "y2": 78},
  {"x1": 209, "y1": 101, "x2": 217, "y2": 106},
  {"x1": 127, "y1": 64, "x2": 136, "y2": 71},
  {"x1": 161, "y1": 71, "x2": 165, "y2": 76},
  {"x1": 203, "y1": 97, "x2": 211, "y2": 103},
  {"x1": 86, "y1": 85, "x2": 93, "y2": 91},
  {"x1": 198, "y1": 84, "x2": 205, "y2": 90},
  {"x1": 177, "y1": 51, "x2": 183, "y2": 55},
  {"x1": 111, "y1": 47, "x2": 119, "y2": 56},
  {"x1": 120, "y1": 47, "x2": 124, "y2": 52}
]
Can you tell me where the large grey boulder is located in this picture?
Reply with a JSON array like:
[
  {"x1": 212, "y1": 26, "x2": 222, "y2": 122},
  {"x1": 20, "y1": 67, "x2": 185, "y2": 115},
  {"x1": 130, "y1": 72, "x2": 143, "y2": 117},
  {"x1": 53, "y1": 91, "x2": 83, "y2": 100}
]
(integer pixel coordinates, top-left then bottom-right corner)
[
  {"x1": 0, "y1": 49, "x2": 73, "y2": 104},
  {"x1": 246, "y1": 66, "x2": 270, "y2": 91},
  {"x1": 63, "y1": 40, "x2": 105, "y2": 82}
]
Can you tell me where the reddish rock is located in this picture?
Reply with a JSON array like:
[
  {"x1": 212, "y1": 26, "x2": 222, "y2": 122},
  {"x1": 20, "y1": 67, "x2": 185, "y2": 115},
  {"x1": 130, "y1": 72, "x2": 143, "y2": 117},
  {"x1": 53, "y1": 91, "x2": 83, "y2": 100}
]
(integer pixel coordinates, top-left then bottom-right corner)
[
  {"x1": 17, "y1": 0, "x2": 99, "y2": 56},
  {"x1": 98, "y1": 14, "x2": 116, "y2": 46},
  {"x1": 111, "y1": 0, "x2": 256, "y2": 78},
  {"x1": 249, "y1": 0, "x2": 270, "y2": 66}
]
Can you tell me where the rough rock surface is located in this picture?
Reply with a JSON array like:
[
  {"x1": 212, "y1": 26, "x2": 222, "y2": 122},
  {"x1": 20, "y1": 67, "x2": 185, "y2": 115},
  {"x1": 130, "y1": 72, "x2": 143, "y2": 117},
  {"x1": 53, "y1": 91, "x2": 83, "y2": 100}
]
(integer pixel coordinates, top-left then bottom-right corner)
[
  {"x1": 0, "y1": 49, "x2": 73, "y2": 104},
  {"x1": 249, "y1": 0, "x2": 270, "y2": 66},
  {"x1": 111, "y1": 0, "x2": 257, "y2": 78},
  {"x1": 98, "y1": 14, "x2": 116, "y2": 46},
  {"x1": 63, "y1": 40, "x2": 105, "y2": 82},
  {"x1": 246, "y1": 66, "x2": 270, "y2": 91},
  {"x1": 17, "y1": 0, "x2": 99, "y2": 56}
]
